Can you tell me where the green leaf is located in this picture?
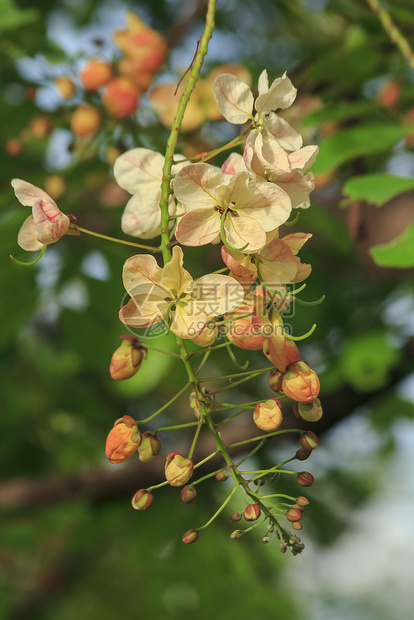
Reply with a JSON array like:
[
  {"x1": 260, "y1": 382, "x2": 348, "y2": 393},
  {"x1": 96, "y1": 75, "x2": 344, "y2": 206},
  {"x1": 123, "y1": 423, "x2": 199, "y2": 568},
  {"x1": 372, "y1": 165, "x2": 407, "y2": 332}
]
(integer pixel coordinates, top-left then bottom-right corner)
[
  {"x1": 340, "y1": 332, "x2": 400, "y2": 392},
  {"x1": 312, "y1": 125, "x2": 411, "y2": 175},
  {"x1": 0, "y1": 0, "x2": 38, "y2": 31},
  {"x1": 343, "y1": 173, "x2": 414, "y2": 207},
  {"x1": 370, "y1": 222, "x2": 414, "y2": 267}
]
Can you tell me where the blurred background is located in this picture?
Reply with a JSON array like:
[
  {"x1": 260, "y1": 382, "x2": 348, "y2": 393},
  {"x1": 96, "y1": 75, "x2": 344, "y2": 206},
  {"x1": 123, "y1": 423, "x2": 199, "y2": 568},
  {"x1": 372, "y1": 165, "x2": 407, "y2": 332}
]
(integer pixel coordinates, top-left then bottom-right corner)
[{"x1": 1, "y1": 0, "x2": 414, "y2": 618}]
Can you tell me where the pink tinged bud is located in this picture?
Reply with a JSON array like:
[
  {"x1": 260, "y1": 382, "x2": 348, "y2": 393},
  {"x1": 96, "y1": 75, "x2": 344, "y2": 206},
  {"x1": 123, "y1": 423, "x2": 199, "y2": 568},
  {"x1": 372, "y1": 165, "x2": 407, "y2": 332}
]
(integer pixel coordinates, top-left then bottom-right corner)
[
  {"x1": 105, "y1": 415, "x2": 141, "y2": 464},
  {"x1": 268, "y1": 370, "x2": 283, "y2": 393},
  {"x1": 295, "y1": 448, "x2": 311, "y2": 461},
  {"x1": 109, "y1": 335, "x2": 147, "y2": 381},
  {"x1": 282, "y1": 361, "x2": 320, "y2": 403},
  {"x1": 293, "y1": 398, "x2": 323, "y2": 422},
  {"x1": 182, "y1": 529, "x2": 199, "y2": 544},
  {"x1": 299, "y1": 431, "x2": 319, "y2": 451},
  {"x1": 32, "y1": 198, "x2": 70, "y2": 246},
  {"x1": 296, "y1": 496, "x2": 309, "y2": 508},
  {"x1": 216, "y1": 470, "x2": 230, "y2": 482},
  {"x1": 230, "y1": 529, "x2": 244, "y2": 539},
  {"x1": 286, "y1": 508, "x2": 302, "y2": 522},
  {"x1": 297, "y1": 471, "x2": 314, "y2": 487},
  {"x1": 131, "y1": 489, "x2": 154, "y2": 510},
  {"x1": 264, "y1": 334, "x2": 300, "y2": 373},
  {"x1": 138, "y1": 431, "x2": 162, "y2": 462},
  {"x1": 231, "y1": 511, "x2": 243, "y2": 522},
  {"x1": 292, "y1": 521, "x2": 303, "y2": 531},
  {"x1": 181, "y1": 485, "x2": 197, "y2": 504},
  {"x1": 243, "y1": 504, "x2": 261, "y2": 522},
  {"x1": 253, "y1": 399, "x2": 283, "y2": 432},
  {"x1": 165, "y1": 452, "x2": 194, "y2": 487}
]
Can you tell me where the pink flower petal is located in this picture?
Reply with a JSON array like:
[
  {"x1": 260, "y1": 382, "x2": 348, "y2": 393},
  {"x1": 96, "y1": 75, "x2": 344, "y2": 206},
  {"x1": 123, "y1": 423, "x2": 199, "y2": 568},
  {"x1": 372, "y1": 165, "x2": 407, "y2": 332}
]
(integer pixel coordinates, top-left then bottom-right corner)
[{"x1": 175, "y1": 208, "x2": 220, "y2": 246}]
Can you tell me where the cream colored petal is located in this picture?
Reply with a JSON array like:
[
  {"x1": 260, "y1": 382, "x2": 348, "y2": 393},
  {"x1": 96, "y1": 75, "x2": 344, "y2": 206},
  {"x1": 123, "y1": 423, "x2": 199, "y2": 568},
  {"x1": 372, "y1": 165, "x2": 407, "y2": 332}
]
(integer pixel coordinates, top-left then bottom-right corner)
[
  {"x1": 257, "y1": 69, "x2": 269, "y2": 96},
  {"x1": 121, "y1": 194, "x2": 161, "y2": 239},
  {"x1": 255, "y1": 72, "x2": 297, "y2": 116},
  {"x1": 17, "y1": 215, "x2": 43, "y2": 251},
  {"x1": 114, "y1": 148, "x2": 163, "y2": 194},
  {"x1": 264, "y1": 116, "x2": 303, "y2": 151},
  {"x1": 122, "y1": 253, "x2": 163, "y2": 294},
  {"x1": 237, "y1": 181, "x2": 292, "y2": 231},
  {"x1": 223, "y1": 212, "x2": 266, "y2": 252},
  {"x1": 169, "y1": 305, "x2": 207, "y2": 340},
  {"x1": 173, "y1": 163, "x2": 222, "y2": 211},
  {"x1": 281, "y1": 232, "x2": 312, "y2": 255},
  {"x1": 221, "y1": 153, "x2": 246, "y2": 176},
  {"x1": 32, "y1": 199, "x2": 70, "y2": 245},
  {"x1": 213, "y1": 74, "x2": 254, "y2": 124},
  {"x1": 120, "y1": 293, "x2": 169, "y2": 328},
  {"x1": 277, "y1": 172, "x2": 315, "y2": 209},
  {"x1": 288, "y1": 145, "x2": 319, "y2": 172},
  {"x1": 189, "y1": 273, "x2": 245, "y2": 316},
  {"x1": 221, "y1": 245, "x2": 257, "y2": 277},
  {"x1": 175, "y1": 208, "x2": 221, "y2": 247},
  {"x1": 11, "y1": 179, "x2": 54, "y2": 207},
  {"x1": 160, "y1": 246, "x2": 193, "y2": 293}
]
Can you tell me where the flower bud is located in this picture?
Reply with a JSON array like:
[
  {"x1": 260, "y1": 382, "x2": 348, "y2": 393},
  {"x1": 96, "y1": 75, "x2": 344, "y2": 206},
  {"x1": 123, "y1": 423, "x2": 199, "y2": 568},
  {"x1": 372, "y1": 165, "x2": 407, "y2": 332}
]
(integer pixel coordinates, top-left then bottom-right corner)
[
  {"x1": 190, "y1": 324, "x2": 218, "y2": 347},
  {"x1": 216, "y1": 470, "x2": 230, "y2": 482},
  {"x1": 165, "y1": 452, "x2": 194, "y2": 487},
  {"x1": 253, "y1": 399, "x2": 283, "y2": 432},
  {"x1": 263, "y1": 333, "x2": 300, "y2": 372},
  {"x1": 80, "y1": 58, "x2": 112, "y2": 90},
  {"x1": 182, "y1": 529, "x2": 199, "y2": 544},
  {"x1": 292, "y1": 521, "x2": 303, "y2": 531},
  {"x1": 297, "y1": 471, "x2": 314, "y2": 487},
  {"x1": 102, "y1": 77, "x2": 140, "y2": 118},
  {"x1": 71, "y1": 105, "x2": 101, "y2": 137},
  {"x1": 296, "y1": 496, "x2": 310, "y2": 508},
  {"x1": 181, "y1": 485, "x2": 197, "y2": 504},
  {"x1": 231, "y1": 511, "x2": 243, "y2": 522},
  {"x1": 299, "y1": 431, "x2": 319, "y2": 451},
  {"x1": 230, "y1": 529, "x2": 243, "y2": 539},
  {"x1": 110, "y1": 335, "x2": 147, "y2": 381},
  {"x1": 105, "y1": 415, "x2": 141, "y2": 464},
  {"x1": 138, "y1": 431, "x2": 162, "y2": 462},
  {"x1": 293, "y1": 398, "x2": 323, "y2": 422},
  {"x1": 189, "y1": 387, "x2": 214, "y2": 419},
  {"x1": 295, "y1": 448, "x2": 312, "y2": 461},
  {"x1": 268, "y1": 369, "x2": 283, "y2": 393},
  {"x1": 286, "y1": 508, "x2": 302, "y2": 522},
  {"x1": 282, "y1": 361, "x2": 320, "y2": 403},
  {"x1": 243, "y1": 504, "x2": 261, "y2": 522},
  {"x1": 131, "y1": 489, "x2": 154, "y2": 510}
]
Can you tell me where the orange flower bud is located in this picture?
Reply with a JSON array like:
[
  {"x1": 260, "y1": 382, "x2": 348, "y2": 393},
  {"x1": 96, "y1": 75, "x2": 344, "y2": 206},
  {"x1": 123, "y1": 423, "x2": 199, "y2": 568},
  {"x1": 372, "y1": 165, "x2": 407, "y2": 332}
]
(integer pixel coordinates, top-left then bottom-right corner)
[
  {"x1": 286, "y1": 508, "x2": 302, "y2": 522},
  {"x1": 30, "y1": 116, "x2": 52, "y2": 139},
  {"x1": 243, "y1": 504, "x2": 261, "y2": 522},
  {"x1": 226, "y1": 306, "x2": 265, "y2": 350},
  {"x1": 292, "y1": 521, "x2": 303, "y2": 531},
  {"x1": 71, "y1": 105, "x2": 101, "y2": 137},
  {"x1": 299, "y1": 431, "x2": 319, "y2": 451},
  {"x1": 293, "y1": 398, "x2": 323, "y2": 422},
  {"x1": 263, "y1": 333, "x2": 300, "y2": 372},
  {"x1": 138, "y1": 431, "x2": 162, "y2": 462},
  {"x1": 102, "y1": 77, "x2": 140, "y2": 118},
  {"x1": 80, "y1": 58, "x2": 112, "y2": 90},
  {"x1": 268, "y1": 369, "x2": 283, "y2": 393},
  {"x1": 6, "y1": 138, "x2": 22, "y2": 157},
  {"x1": 131, "y1": 489, "x2": 154, "y2": 510},
  {"x1": 109, "y1": 335, "x2": 147, "y2": 381},
  {"x1": 182, "y1": 529, "x2": 199, "y2": 544},
  {"x1": 165, "y1": 452, "x2": 194, "y2": 487},
  {"x1": 55, "y1": 76, "x2": 76, "y2": 99},
  {"x1": 282, "y1": 361, "x2": 320, "y2": 403},
  {"x1": 253, "y1": 399, "x2": 283, "y2": 432},
  {"x1": 215, "y1": 470, "x2": 230, "y2": 481},
  {"x1": 105, "y1": 415, "x2": 141, "y2": 464},
  {"x1": 181, "y1": 485, "x2": 197, "y2": 504},
  {"x1": 297, "y1": 471, "x2": 314, "y2": 487}
]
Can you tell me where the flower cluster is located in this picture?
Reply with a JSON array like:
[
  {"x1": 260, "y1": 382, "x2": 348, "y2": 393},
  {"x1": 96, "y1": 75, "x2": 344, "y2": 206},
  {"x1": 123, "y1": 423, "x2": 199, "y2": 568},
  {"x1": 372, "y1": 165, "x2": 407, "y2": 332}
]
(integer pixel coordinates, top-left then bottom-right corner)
[{"x1": 11, "y1": 58, "x2": 323, "y2": 554}]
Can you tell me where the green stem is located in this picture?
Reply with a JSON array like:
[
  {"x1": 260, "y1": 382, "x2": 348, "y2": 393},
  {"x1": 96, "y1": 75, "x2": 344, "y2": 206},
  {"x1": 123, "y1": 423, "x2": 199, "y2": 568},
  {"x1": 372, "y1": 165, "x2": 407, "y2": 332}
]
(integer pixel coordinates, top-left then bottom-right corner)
[
  {"x1": 198, "y1": 485, "x2": 239, "y2": 530},
  {"x1": 159, "y1": 0, "x2": 217, "y2": 264},
  {"x1": 77, "y1": 227, "x2": 160, "y2": 252},
  {"x1": 366, "y1": 0, "x2": 414, "y2": 70},
  {"x1": 138, "y1": 381, "x2": 191, "y2": 424}
]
